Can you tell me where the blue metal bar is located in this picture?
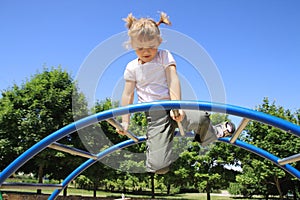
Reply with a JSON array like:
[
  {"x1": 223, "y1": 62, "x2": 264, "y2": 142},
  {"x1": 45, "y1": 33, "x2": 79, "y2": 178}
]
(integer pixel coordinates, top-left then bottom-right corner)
[
  {"x1": 0, "y1": 114, "x2": 99, "y2": 184},
  {"x1": 1, "y1": 101, "x2": 300, "y2": 193},
  {"x1": 48, "y1": 136, "x2": 147, "y2": 200},
  {"x1": 123, "y1": 101, "x2": 300, "y2": 137},
  {"x1": 219, "y1": 137, "x2": 300, "y2": 179}
]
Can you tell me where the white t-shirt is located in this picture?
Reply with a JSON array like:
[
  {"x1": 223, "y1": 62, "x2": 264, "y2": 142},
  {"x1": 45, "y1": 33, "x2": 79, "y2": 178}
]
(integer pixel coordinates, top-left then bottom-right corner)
[{"x1": 124, "y1": 49, "x2": 176, "y2": 103}]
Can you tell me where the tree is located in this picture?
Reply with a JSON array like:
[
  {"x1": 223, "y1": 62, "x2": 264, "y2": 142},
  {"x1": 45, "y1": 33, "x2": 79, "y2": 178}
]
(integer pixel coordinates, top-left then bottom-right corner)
[
  {"x1": 0, "y1": 67, "x2": 88, "y2": 194},
  {"x1": 234, "y1": 98, "x2": 300, "y2": 199}
]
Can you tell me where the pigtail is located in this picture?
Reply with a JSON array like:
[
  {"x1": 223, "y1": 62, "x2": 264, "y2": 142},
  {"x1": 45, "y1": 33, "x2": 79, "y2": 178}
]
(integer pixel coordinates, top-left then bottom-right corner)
[
  {"x1": 123, "y1": 13, "x2": 136, "y2": 29},
  {"x1": 156, "y1": 12, "x2": 171, "y2": 26}
]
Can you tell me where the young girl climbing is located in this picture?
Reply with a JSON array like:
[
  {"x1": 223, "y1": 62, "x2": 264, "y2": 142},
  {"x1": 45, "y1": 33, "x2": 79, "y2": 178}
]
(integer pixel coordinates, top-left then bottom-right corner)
[{"x1": 117, "y1": 12, "x2": 235, "y2": 174}]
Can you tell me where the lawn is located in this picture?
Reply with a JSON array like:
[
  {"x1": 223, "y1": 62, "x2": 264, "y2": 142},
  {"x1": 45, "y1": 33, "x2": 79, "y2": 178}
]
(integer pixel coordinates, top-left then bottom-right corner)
[{"x1": 1, "y1": 187, "x2": 259, "y2": 200}]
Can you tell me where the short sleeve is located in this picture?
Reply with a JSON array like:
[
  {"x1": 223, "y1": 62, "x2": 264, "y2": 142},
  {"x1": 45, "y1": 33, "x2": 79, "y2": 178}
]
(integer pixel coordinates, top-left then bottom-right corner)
[
  {"x1": 160, "y1": 50, "x2": 176, "y2": 69},
  {"x1": 124, "y1": 62, "x2": 136, "y2": 81}
]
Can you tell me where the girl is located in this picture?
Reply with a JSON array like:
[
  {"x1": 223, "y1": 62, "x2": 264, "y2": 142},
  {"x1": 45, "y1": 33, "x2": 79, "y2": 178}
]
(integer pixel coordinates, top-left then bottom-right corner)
[{"x1": 117, "y1": 12, "x2": 235, "y2": 174}]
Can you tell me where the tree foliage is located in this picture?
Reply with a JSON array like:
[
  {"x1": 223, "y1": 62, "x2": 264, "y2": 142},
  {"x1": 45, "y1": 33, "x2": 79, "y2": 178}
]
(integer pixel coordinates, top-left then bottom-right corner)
[
  {"x1": 232, "y1": 98, "x2": 300, "y2": 199},
  {"x1": 0, "y1": 67, "x2": 88, "y2": 187}
]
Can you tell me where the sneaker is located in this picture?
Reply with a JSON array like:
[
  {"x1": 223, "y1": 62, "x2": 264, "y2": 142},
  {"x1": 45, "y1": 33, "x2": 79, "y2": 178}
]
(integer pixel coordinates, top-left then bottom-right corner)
[
  {"x1": 193, "y1": 133, "x2": 202, "y2": 143},
  {"x1": 215, "y1": 121, "x2": 235, "y2": 138}
]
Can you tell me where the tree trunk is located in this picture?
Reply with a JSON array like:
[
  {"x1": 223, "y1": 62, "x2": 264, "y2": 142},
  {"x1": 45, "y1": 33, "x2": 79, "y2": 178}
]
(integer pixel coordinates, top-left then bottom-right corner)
[
  {"x1": 93, "y1": 186, "x2": 97, "y2": 197},
  {"x1": 63, "y1": 187, "x2": 67, "y2": 196},
  {"x1": 293, "y1": 184, "x2": 297, "y2": 200},
  {"x1": 151, "y1": 173, "x2": 155, "y2": 199},
  {"x1": 265, "y1": 192, "x2": 269, "y2": 200},
  {"x1": 167, "y1": 184, "x2": 171, "y2": 195},
  {"x1": 37, "y1": 164, "x2": 44, "y2": 194},
  {"x1": 206, "y1": 184, "x2": 211, "y2": 200},
  {"x1": 274, "y1": 176, "x2": 283, "y2": 200}
]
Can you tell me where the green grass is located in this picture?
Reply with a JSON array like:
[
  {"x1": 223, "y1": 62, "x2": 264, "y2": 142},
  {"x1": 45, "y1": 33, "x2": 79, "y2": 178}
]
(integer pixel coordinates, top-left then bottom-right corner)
[
  {"x1": 0, "y1": 179, "x2": 259, "y2": 199},
  {"x1": 1, "y1": 188, "x2": 257, "y2": 200}
]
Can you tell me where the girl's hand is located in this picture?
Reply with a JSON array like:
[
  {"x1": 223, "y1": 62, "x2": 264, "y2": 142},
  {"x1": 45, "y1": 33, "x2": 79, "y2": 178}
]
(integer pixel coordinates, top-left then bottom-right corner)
[
  {"x1": 116, "y1": 122, "x2": 129, "y2": 135},
  {"x1": 170, "y1": 109, "x2": 185, "y2": 122}
]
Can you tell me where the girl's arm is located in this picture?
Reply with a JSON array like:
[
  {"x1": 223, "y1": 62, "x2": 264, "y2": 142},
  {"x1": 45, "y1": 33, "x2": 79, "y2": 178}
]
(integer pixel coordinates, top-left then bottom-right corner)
[
  {"x1": 165, "y1": 64, "x2": 185, "y2": 122},
  {"x1": 166, "y1": 64, "x2": 181, "y2": 100},
  {"x1": 120, "y1": 80, "x2": 136, "y2": 131}
]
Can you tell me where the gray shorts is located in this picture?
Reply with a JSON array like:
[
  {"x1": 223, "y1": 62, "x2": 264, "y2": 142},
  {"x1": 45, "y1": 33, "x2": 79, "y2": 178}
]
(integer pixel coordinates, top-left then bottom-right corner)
[{"x1": 145, "y1": 109, "x2": 217, "y2": 174}]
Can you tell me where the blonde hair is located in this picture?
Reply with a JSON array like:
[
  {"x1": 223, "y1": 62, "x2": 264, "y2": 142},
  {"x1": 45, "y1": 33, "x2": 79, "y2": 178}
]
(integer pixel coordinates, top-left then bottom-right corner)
[{"x1": 123, "y1": 12, "x2": 171, "y2": 48}]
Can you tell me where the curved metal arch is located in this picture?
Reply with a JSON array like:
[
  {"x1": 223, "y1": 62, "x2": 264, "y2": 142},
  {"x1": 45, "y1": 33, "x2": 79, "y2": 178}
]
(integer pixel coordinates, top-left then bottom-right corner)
[
  {"x1": 49, "y1": 136, "x2": 147, "y2": 199},
  {"x1": 48, "y1": 137, "x2": 300, "y2": 200},
  {"x1": 0, "y1": 101, "x2": 300, "y2": 199},
  {"x1": 47, "y1": 137, "x2": 300, "y2": 200},
  {"x1": 219, "y1": 138, "x2": 300, "y2": 179}
]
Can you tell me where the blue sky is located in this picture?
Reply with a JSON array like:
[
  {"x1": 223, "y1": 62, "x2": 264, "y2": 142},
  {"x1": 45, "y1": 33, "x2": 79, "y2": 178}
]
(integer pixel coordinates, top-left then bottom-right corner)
[{"x1": 1, "y1": 0, "x2": 300, "y2": 115}]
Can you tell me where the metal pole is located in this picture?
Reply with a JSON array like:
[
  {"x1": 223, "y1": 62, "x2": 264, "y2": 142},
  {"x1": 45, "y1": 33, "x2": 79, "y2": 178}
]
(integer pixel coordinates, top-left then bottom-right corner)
[
  {"x1": 106, "y1": 118, "x2": 139, "y2": 142},
  {"x1": 278, "y1": 153, "x2": 300, "y2": 165},
  {"x1": 230, "y1": 118, "x2": 250, "y2": 143},
  {"x1": 48, "y1": 142, "x2": 97, "y2": 159}
]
